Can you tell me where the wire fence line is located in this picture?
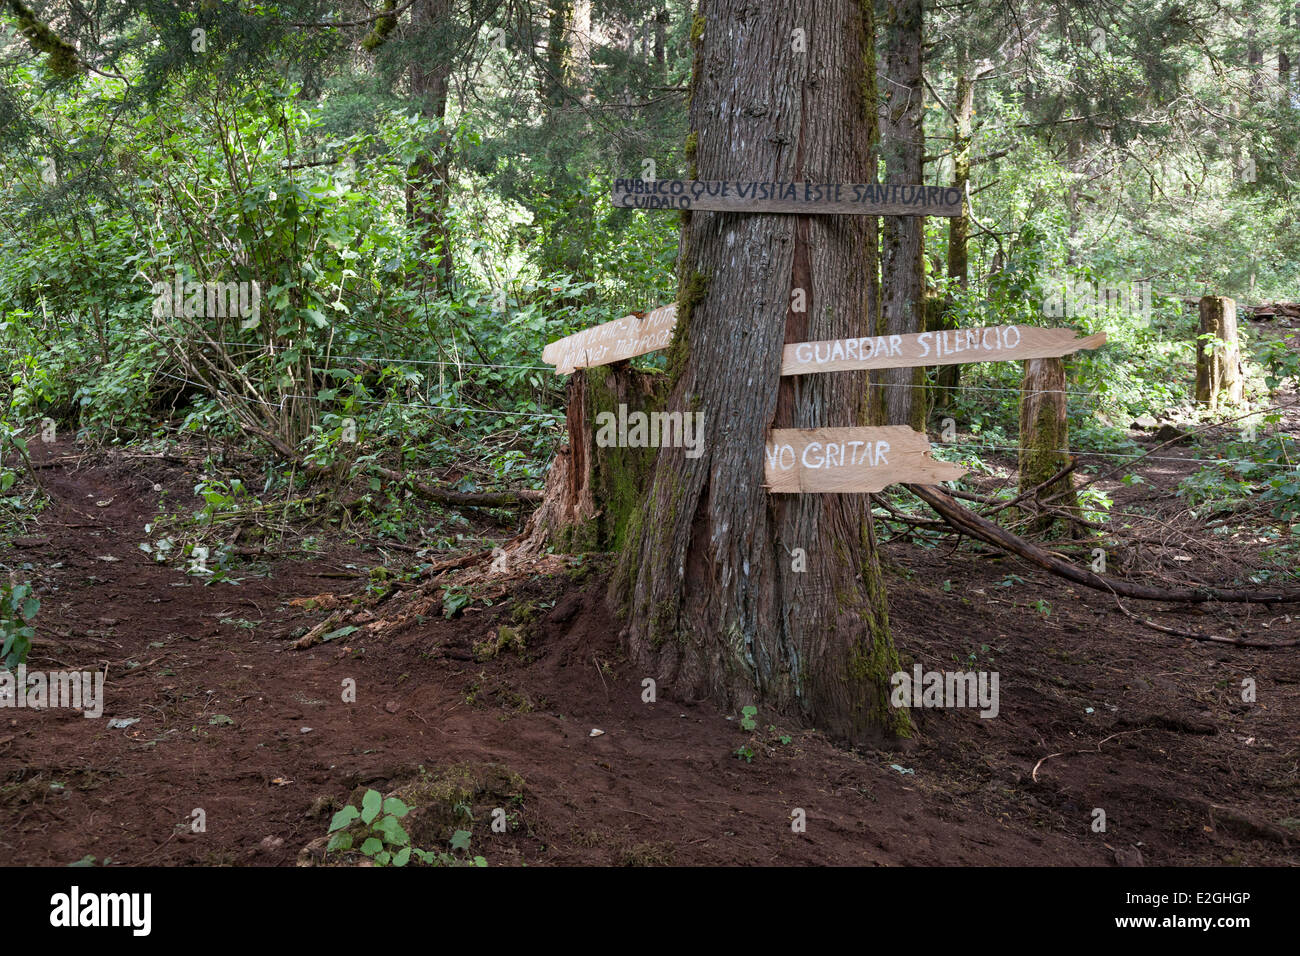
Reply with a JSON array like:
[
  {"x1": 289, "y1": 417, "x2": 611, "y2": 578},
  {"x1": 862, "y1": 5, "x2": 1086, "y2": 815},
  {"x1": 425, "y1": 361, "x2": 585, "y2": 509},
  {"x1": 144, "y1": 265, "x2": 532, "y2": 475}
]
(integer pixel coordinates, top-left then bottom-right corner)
[
  {"x1": 135, "y1": 338, "x2": 1111, "y2": 396},
  {"x1": 2, "y1": 339, "x2": 1104, "y2": 396},
  {"x1": 154, "y1": 370, "x2": 565, "y2": 421},
  {"x1": 2, "y1": 343, "x2": 1296, "y2": 470},
  {"x1": 150, "y1": 371, "x2": 1298, "y2": 472},
  {"x1": 933, "y1": 440, "x2": 1300, "y2": 471}
]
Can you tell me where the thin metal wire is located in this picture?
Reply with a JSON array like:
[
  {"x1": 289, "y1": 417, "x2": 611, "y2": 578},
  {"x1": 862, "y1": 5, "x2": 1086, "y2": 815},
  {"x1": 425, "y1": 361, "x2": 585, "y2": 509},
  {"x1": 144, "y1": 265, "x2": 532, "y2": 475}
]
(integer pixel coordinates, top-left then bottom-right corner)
[
  {"x1": 154, "y1": 370, "x2": 564, "y2": 420},
  {"x1": 4, "y1": 348, "x2": 1295, "y2": 466},
  {"x1": 935, "y1": 440, "x2": 1300, "y2": 470}
]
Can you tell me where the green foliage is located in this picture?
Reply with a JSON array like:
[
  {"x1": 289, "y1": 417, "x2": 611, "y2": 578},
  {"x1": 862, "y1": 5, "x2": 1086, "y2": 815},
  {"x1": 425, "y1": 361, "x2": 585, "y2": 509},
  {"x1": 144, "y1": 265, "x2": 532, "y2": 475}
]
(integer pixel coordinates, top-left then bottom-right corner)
[
  {"x1": 327, "y1": 788, "x2": 486, "y2": 867},
  {"x1": 0, "y1": 577, "x2": 38, "y2": 670},
  {"x1": 1259, "y1": 338, "x2": 1300, "y2": 393},
  {"x1": 738, "y1": 705, "x2": 757, "y2": 731},
  {"x1": 1178, "y1": 432, "x2": 1300, "y2": 523},
  {"x1": 441, "y1": 586, "x2": 471, "y2": 619}
]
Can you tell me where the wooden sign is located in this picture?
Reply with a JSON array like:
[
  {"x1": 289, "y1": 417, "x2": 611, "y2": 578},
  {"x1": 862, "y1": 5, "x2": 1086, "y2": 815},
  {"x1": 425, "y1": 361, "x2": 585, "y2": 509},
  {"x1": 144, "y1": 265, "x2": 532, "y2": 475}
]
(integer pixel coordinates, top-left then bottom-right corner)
[
  {"x1": 781, "y1": 325, "x2": 1106, "y2": 376},
  {"x1": 612, "y1": 179, "x2": 963, "y2": 217},
  {"x1": 765, "y1": 426, "x2": 966, "y2": 493},
  {"x1": 542, "y1": 304, "x2": 677, "y2": 375}
]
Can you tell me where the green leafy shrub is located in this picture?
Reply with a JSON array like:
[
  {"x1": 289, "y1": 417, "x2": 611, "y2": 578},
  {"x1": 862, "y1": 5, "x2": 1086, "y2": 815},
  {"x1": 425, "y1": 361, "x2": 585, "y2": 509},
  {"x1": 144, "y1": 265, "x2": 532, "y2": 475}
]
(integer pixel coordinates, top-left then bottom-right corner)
[
  {"x1": 327, "y1": 788, "x2": 486, "y2": 867},
  {"x1": 1, "y1": 578, "x2": 38, "y2": 670}
]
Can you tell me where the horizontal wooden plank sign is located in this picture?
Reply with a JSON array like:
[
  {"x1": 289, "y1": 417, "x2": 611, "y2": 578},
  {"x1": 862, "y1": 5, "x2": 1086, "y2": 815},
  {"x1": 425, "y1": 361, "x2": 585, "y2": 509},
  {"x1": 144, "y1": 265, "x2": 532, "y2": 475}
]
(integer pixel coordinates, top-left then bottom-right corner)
[
  {"x1": 781, "y1": 325, "x2": 1107, "y2": 376},
  {"x1": 612, "y1": 179, "x2": 963, "y2": 217},
  {"x1": 542, "y1": 304, "x2": 677, "y2": 375},
  {"x1": 765, "y1": 426, "x2": 967, "y2": 493}
]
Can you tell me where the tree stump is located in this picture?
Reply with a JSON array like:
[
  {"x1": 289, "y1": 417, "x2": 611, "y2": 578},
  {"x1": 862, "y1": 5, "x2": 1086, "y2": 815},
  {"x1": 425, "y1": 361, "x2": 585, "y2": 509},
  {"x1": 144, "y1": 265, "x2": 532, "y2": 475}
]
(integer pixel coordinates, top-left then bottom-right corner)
[
  {"x1": 1018, "y1": 356, "x2": 1079, "y2": 535},
  {"x1": 515, "y1": 363, "x2": 658, "y2": 557},
  {"x1": 1195, "y1": 295, "x2": 1243, "y2": 408}
]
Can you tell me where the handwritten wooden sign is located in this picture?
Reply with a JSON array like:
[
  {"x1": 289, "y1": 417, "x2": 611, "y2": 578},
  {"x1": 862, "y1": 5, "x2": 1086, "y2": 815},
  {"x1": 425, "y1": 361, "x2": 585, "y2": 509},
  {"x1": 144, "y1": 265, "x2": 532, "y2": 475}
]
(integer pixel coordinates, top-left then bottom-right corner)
[
  {"x1": 612, "y1": 180, "x2": 963, "y2": 217},
  {"x1": 765, "y1": 426, "x2": 966, "y2": 493},
  {"x1": 542, "y1": 304, "x2": 677, "y2": 375},
  {"x1": 781, "y1": 325, "x2": 1106, "y2": 376}
]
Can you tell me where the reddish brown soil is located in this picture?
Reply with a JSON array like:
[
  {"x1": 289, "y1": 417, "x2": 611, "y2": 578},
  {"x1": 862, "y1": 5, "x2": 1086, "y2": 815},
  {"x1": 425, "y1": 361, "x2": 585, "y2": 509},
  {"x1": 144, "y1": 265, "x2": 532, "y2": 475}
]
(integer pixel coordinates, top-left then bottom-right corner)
[{"x1": 1, "y1": 437, "x2": 1297, "y2": 867}]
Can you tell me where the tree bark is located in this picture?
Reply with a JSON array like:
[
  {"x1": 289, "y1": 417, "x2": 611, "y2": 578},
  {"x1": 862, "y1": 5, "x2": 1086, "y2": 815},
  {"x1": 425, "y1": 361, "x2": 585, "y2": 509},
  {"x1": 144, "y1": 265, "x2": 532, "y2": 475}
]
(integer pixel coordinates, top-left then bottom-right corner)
[
  {"x1": 654, "y1": 9, "x2": 667, "y2": 73},
  {"x1": 1195, "y1": 296, "x2": 1243, "y2": 407},
  {"x1": 862, "y1": 0, "x2": 881, "y2": 418},
  {"x1": 517, "y1": 364, "x2": 659, "y2": 556},
  {"x1": 407, "y1": 0, "x2": 453, "y2": 290},
  {"x1": 1282, "y1": 7, "x2": 1292, "y2": 97},
  {"x1": 1018, "y1": 357, "x2": 1079, "y2": 534},
  {"x1": 873, "y1": 0, "x2": 926, "y2": 430},
  {"x1": 614, "y1": 0, "x2": 911, "y2": 747},
  {"x1": 545, "y1": 1, "x2": 572, "y2": 110},
  {"x1": 936, "y1": 66, "x2": 975, "y2": 404}
]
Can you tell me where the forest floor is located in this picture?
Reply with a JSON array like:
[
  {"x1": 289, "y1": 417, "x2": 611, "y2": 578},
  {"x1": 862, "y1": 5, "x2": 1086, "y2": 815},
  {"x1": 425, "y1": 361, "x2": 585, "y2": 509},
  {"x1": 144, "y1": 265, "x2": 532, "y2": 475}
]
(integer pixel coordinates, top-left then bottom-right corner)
[
  {"x1": 2, "y1": 315, "x2": 1298, "y2": 867},
  {"x1": 2, "y1": 433, "x2": 1297, "y2": 867}
]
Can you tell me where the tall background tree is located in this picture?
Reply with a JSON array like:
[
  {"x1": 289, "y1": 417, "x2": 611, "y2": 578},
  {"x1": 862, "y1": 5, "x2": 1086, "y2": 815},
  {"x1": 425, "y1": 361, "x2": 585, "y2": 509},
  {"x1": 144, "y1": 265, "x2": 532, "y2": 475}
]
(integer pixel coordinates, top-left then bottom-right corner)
[{"x1": 873, "y1": 0, "x2": 926, "y2": 431}]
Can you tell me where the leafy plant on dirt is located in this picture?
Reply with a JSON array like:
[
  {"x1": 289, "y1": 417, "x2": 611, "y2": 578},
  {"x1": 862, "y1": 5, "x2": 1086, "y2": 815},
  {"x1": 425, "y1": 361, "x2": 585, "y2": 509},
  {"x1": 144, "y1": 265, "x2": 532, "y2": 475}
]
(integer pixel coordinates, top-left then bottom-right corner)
[
  {"x1": 733, "y1": 705, "x2": 760, "y2": 762},
  {"x1": 0, "y1": 577, "x2": 38, "y2": 670},
  {"x1": 738, "y1": 705, "x2": 758, "y2": 731},
  {"x1": 0, "y1": 413, "x2": 44, "y2": 517},
  {"x1": 327, "y1": 788, "x2": 486, "y2": 867},
  {"x1": 441, "y1": 586, "x2": 472, "y2": 619}
]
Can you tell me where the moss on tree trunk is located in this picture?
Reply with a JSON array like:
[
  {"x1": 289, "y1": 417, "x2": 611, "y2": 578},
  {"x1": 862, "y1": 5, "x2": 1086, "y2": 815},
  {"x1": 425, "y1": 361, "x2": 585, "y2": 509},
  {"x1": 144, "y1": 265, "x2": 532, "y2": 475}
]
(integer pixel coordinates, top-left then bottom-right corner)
[
  {"x1": 517, "y1": 364, "x2": 659, "y2": 556},
  {"x1": 1195, "y1": 296, "x2": 1243, "y2": 408},
  {"x1": 1018, "y1": 357, "x2": 1079, "y2": 535}
]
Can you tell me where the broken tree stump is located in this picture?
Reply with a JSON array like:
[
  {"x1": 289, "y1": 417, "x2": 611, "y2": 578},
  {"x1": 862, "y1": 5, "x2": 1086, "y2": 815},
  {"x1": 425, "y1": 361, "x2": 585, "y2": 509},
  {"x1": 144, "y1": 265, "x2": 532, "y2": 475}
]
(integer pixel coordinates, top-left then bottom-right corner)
[
  {"x1": 1195, "y1": 295, "x2": 1243, "y2": 408},
  {"x1": 515, "y1": 363, "x2": 659, "y2": 557}
]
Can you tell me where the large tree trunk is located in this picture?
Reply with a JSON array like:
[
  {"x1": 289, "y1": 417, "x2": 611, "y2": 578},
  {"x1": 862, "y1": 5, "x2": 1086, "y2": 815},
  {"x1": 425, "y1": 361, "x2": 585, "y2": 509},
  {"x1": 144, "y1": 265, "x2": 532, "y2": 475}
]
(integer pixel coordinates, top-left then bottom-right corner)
[
  {"x1": 873, "y1": 0, "x2": 926, "y2": 430},
  {"x1": 614, "y1": 0, "x2": 911, "y2": 747},
  {"x1": 408, "y1": 0, "x2": 454, "y2": 290}
]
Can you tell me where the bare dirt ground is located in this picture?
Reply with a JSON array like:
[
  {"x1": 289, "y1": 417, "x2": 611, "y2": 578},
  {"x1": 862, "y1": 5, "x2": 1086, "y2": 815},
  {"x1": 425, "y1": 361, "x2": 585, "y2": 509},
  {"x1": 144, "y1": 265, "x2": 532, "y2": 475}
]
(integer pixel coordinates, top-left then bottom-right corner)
[{"x1": 2, "y1": 422, "x2": 1296, "y2": 867}]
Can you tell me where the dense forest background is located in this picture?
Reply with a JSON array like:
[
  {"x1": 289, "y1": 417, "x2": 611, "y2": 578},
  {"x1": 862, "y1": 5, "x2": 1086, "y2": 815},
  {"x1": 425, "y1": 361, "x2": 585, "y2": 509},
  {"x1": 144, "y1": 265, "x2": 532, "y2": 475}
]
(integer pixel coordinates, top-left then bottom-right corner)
[{"x1": 1, "y1": 0, "x2": 1298, "y2": 562}]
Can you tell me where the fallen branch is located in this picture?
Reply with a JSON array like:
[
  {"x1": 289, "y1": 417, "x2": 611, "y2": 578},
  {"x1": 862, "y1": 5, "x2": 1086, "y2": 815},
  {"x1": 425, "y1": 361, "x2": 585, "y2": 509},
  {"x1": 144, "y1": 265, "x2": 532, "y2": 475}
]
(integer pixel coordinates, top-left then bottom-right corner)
[
  {"x1": 370, "y1": 465, "x2": 543, "y2": 508},
  {"x1": 1111, "y1": 598, "x2": 1299, "y2": 648},
  {"x1": 975, "y1": 458, "x2": 1080, "y2": 518},
  {"x1": 906, "y1": 483, "x2": 1300, "y2": 606},
  {"x1": 294, "y1": 613, "x2": 343, "y2": 650},
  {"x1": 1032, "y1": 729, "x2": 1149, "y2": 783}
]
